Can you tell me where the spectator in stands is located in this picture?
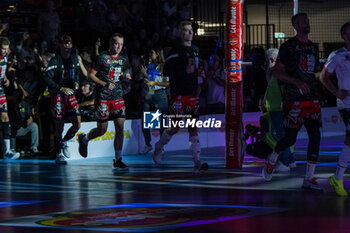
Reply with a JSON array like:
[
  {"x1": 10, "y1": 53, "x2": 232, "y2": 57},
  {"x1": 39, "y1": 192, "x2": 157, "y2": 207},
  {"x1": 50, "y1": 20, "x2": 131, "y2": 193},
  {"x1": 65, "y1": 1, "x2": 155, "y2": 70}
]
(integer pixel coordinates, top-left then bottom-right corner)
[
  {"x1": 38, "y1": 0, "x2": 61, "y2": 50},
  {"x1": 77, "y1": 81, "x2": 96, "y2": 122},
  {"x1": 251, "y1": 47, "x2": 267, "y2": 111},
  {"x1": 9, "y1": 89, "x2": 39, "y2": 154},
  {"x1": 206, "y1": 54, "x2": 225, "y2": 114},
  {"x1": 140, "y1": 48, "x2": 169, "y2": 154}
]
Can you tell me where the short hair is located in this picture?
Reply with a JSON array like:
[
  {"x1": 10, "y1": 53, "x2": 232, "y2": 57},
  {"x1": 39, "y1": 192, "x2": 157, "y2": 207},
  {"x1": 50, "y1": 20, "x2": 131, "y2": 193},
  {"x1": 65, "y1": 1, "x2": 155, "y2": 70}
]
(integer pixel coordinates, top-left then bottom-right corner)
[
  {"x1": 178, "y1": 21, "x2": 192, "y2": 30},
  {"x1": 340, "y1": 22, "x2": 350, "y2": 39},
  {"x1": 110, "y1": 33, "x2": 124, "y2": 41},
  {"x1": 0, "y1": 36, "x2": 10, "y2": 46},
  {"x1": 291, "y1": 13, "x2": 307, "y2": 26},
  {"x1": 59, "y1": 35, "x2": 72, "y2": 44},
  {"x1": 265, "y1": 48, "x2": 278, "y2": 61}
]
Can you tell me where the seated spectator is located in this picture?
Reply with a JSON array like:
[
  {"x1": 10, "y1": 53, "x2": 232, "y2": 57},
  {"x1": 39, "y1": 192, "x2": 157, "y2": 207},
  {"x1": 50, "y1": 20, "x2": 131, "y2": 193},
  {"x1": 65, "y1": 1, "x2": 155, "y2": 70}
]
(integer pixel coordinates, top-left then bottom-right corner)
[
  {"x1": 206, "y1": 54, "x2": 225, "y2": 114},
  {"x1": 8, "y1": 89, "x2": 39, "y2": 154},
  {"x1": 76, "y1": 81, "x2": 96, "y2": 122}
]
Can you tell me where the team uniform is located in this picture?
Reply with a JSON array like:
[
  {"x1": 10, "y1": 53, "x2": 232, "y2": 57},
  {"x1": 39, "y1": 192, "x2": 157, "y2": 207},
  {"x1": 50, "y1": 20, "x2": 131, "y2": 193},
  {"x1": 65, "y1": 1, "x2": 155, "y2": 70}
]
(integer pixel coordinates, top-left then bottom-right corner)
[
  {"x1": 91, "y1": 51, "x2": 128, "y2": 121},
  {"x1": 153, "y1": 43, "x2": 208, "y2": 174},
  {"x1": 263, "y1": 37, "x2": 322, "y2": 190},
  {"x1": 78, "y1": 51, "x2": 130, "y2": 171},
  {"x1": 44, "y1": 54, "x2": 81, "y2": 163},
  {"x1": 0, "y1": 55, "x2": 9, "y2": 113},
  {"x1": 165, "y1": 44, "x2": 200, "y2": 118},
  {"x1": 45, "y1": 55, "x2": 80, "y2": 118},
  {"x1": 324, "y1": 47, "x2": 350, "y2": 196},
  {"x1": 0, "y1": 54, "x2": 20, "y2": 159}
]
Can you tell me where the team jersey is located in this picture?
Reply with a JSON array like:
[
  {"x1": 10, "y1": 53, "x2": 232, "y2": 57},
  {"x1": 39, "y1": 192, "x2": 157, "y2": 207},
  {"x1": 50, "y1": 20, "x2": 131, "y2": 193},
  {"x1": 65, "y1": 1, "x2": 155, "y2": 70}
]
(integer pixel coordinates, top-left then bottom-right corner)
[
  {"x1": 276, "y1": 37, "x2": 320, "y2": 101},
  {"x1": 92, "y1": 51, "x2": 128, "y2": 100},
  {"x1": 44, "y1": 54, "x2": 80, "y2": 93},
  {"x1": 324, "y1": 47, "x2": 350, "y2": 109},
  {"x1": 164, "y1": 44, "x2": 199, "y2": 96},
  {"x1": 0, "y1": 54, "x2": 8, "y2": 93}
]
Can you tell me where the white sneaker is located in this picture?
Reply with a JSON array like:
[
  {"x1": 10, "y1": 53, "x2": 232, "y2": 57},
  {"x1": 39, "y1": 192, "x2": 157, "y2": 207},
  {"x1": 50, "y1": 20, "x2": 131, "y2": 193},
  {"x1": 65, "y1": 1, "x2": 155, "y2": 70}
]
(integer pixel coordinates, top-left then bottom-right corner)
[
  {"x1": 55, "y1": 153, "x2": 67, "y2": 165},
  {"x1": 62, "y1": 141, "x2": 71, "y2": 158},
  {"x1": 274, "y1": 161, "x2": 290, "y2": 172},
  {"x1": 152, "y1": 141, "x2": 163, "y2": 164},
  {"x1": 289, "y1": 162, "x2": 297, "y2": 169},
  {"x1": 5, "y1": 150, "x2": 20, "y2": 160},
  {"x1": 141, "y1": 145, "x2": 153, "y2": 154},
  {"x1": 31, "y1": 147, "x2": 39, "y2": 153}
]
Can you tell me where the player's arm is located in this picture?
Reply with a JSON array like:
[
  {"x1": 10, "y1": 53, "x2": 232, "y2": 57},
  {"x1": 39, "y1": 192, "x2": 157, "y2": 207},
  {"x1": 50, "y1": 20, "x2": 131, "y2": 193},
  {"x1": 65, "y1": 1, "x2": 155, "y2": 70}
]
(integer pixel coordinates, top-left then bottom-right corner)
[
  {"x1": 44, "y1": 58, "x2": 73, "y2": 95},
  {"x1": 89, "y1": 68, "x2": 115, "y2": 90},
  {"x1": 273, "y1": 61, "x2": 310, "y2": 94},
  {"x1": 320, "y1": 68, "x2": 347, "y2": 99}
]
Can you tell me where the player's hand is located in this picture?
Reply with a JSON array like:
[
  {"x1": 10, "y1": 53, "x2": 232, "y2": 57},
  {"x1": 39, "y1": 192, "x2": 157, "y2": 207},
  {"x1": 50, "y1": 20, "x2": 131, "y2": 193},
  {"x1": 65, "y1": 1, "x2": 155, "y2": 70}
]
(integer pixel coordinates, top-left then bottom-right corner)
[
  {"x1": 60, "y1": 87, "x2": 75, "y2": 95},
  {"x1": 295, "y1": 80, "x2": 310, "y2": 95},
  {"x1": 147, "y1": 80, "x2": 156, "y2": 86},
  {"x1": 336, "y1": 89, "x2": 349, "y2": 100},
  {"x1": 3, "y1": 78, "x2": 10, "y2": 87},
  {"x1": 105, "y1": 82, "x2": 116, "y2": 90}
]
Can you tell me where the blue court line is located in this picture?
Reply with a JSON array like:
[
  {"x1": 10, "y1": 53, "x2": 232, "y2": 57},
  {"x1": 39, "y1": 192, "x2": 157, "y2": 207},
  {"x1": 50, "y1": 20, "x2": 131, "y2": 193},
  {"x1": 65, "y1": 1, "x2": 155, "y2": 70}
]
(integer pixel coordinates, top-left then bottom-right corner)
[
  {"x1": 0, "y1": 201, "x2": 47, "y2": 208},
  {"x1": 96, "y1": 203, "x2": 285, "y2": 210}
]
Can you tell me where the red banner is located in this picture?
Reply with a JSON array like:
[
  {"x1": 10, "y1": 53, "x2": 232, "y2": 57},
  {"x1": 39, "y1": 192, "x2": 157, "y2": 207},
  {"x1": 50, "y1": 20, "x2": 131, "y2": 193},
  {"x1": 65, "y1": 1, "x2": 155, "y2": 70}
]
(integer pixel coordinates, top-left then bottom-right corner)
[{"x1": 225, "y1": 0, "x2": 244, "y2": 169}]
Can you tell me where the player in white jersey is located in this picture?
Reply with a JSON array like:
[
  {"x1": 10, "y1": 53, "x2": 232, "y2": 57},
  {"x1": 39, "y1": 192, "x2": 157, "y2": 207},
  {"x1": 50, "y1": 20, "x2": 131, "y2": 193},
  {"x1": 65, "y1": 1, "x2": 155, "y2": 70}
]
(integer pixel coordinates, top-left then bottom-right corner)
[
  {"x1": 0, "y1": 37, "x2": 20, "y2": 159},
  {"x1": 320, "y1": 22, "x2": 350, "y2": 196}
]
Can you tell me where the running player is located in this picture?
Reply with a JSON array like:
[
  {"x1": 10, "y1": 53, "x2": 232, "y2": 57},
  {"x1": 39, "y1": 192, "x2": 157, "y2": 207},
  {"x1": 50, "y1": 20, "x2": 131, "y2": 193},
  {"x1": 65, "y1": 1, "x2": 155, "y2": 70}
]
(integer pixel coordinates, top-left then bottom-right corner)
[
  {"x1": 78, "y1": 33, "x2": 130, "y2": 171},
  {"x1": 152, "y1": 21, "x2": 208, "y2": 174},
  {"x1": 262, "y1": 13, "x2": 323, "y2": 191},
  {"x1": 320, "y1": 22, "x2": 350, "y2": 196},
  {"x1": 44, "y1": 35, "x2": 81, "y2": 164},
  {"x1": 0, "y1": 36, "x2": 20, "y2": 159}
]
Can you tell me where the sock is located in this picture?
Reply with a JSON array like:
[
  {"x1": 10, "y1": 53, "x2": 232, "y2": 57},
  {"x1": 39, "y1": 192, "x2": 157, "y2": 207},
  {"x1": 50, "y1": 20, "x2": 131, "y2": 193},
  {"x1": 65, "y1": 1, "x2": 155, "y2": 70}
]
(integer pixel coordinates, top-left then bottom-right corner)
[
  {"x1": 83, "y1": 135, "x2": 89, "y2": 144},
  {"x1": 189, "y1": 135, "x2": 201, "y2": 167},
  {"x1": 305, "y1": 162, "x2": 316, "y2": 180},
  {"x1": 159, "y1": 131, "x2": 172, "y2": 146},
  {"x1": 63, "y1": 127, "x2": 78, "y2": 141},
  {"x1": 115, "y1": 150, "x2": 122, "y2": 160},
  {"x1": 3, "y1": 139, "x2": 10, "y2": 154},
  {"x1": 335, "y1": 144, "x2": 350, "y2": 180},
  {"x1": 268, "y1": 151, "x2": 279, "y2": 164},
  {"x1": 335, "y1": 165, "x2": 347, "y2": 180}
]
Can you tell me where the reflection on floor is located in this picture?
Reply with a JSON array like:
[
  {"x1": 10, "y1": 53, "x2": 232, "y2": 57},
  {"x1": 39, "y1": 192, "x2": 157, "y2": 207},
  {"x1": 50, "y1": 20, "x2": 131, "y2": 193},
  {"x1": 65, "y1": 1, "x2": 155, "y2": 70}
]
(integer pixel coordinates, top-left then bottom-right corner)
[{"x1": 0, "y1": 136, "x2": 349, "y2": 233}]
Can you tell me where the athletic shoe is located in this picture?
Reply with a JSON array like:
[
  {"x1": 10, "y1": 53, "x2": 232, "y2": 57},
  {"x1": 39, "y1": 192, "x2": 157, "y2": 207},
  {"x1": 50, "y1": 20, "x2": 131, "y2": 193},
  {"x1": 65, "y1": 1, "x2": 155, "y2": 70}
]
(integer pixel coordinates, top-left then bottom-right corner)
[
  {"x1": 193, "y1": 162, "x2": 209, "y2": 174},
  {"x1": 289, "y1": 162, "x2": 297, "y2": 169},
  {"x1": 141, "y1": 145, "x2": 153, "y2": 154},
  {"x1": 302, "y1": 178, "x2": 324, "y2": 191},
  {"x1": 5, "y1": 149, "x2": 20, "y2": 160},
  {"x1": 262, "y1": 162, "x2": 276, "y2": 181},
  {"x1": 328, "y1": 175, "x2": 347, "y2": 196},
  {"x1": 275, "y1": 161, "x2": 290, "y2": 172},
  {"x1": 55, "y1": 153, "x2": 67, "y2": 165},
  {"x1": 78, "y1": 134, "x2": 88, "y2": 158},
  {"x1": 62, "y1": 141, "x2": 71, "y2": 158},
  {"x1": 112, "y1": 158, "x2": 129, "y2": 171},
  {"x1": 152, "y1": 141, "x2": 163, "y2": 164}
]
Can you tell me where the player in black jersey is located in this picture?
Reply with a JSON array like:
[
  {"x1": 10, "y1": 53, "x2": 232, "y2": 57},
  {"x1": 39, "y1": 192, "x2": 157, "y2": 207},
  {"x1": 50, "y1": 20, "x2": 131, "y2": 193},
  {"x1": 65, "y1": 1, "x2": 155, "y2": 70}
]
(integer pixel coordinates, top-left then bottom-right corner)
[
  {"x1": 44, "y1": 35, "x2": 81, "y2": 164},
  {"x1": 262, "y1": 13, "x2": 323, "y2": 191},
  {"x1": 78, "y1": 33, "x2": 131, "y2": 171},
  {"x1": 0, "y1": 36, "x2": 20, "y2": 159},
  {"x1": 152, "y1": 21, "x2": 208, "y2": 174}
]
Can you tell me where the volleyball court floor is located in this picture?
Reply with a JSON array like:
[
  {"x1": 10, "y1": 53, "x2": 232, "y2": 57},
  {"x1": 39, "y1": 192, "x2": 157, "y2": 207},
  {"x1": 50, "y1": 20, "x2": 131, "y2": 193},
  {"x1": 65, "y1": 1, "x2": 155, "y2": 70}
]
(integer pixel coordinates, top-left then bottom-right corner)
[{"x1": 0, "y1": 135, "x2": 349, "y2": 233}]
